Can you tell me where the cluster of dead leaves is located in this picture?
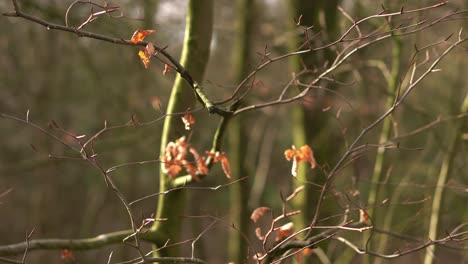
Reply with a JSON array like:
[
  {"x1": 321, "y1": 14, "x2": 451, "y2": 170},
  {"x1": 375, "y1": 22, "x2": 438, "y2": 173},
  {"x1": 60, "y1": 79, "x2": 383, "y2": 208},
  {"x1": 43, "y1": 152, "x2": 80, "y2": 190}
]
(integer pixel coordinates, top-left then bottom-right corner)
[
  {"x1": 161, "y1": 135, "x2": 231, "y2": 180},
  {"x1": 131, "y1": 29, "x2": 170, "y2": 74},
  {"x1": 161, "y1": 136, "x2": 206, "y2": 181},
  {"x1": 284, "y1": 144, "x2": 317, "y2": 177}
]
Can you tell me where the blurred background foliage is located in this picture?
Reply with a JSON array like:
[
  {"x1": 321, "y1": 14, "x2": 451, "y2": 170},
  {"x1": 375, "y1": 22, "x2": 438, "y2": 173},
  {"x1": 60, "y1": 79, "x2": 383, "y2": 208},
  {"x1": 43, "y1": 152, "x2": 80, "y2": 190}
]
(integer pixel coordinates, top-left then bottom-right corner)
[{"x1": 0, "y1": 0, "x2": 466, "y2": 263}]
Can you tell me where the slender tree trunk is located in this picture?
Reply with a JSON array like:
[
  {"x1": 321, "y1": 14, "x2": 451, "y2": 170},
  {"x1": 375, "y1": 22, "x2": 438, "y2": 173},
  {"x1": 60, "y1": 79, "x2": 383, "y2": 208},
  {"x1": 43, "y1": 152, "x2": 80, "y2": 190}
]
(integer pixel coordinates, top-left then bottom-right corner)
[
  {"x1": 287, "y1": 0, "x2": 321, "y2": 233},
  {"x1": 423, "y1": 95, "x2": 467, "y2": 264},
  {"x1": 150, "y1": 0, "x2": 214, "y2": 257},
  {"x1": 228, "y1": 0, "x2": 254, "y2": 263},
  {"x1": 287, "y1": 1, "x2": 339, "y2": 262}
]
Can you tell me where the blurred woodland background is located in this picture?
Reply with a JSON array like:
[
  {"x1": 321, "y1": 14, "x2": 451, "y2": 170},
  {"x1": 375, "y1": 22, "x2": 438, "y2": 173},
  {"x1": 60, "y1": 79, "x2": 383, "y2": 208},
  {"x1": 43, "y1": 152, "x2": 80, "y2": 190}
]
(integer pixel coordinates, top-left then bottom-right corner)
[{"x1": 0, "y1": 0, "x2": 467, "y2": 263}]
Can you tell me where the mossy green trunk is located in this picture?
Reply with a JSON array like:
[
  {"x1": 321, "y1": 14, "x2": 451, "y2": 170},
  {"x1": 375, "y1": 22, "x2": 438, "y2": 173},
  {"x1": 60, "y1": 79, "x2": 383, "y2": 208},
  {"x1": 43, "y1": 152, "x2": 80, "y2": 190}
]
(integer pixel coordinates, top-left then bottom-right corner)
[
  {"x1": 228, "y1": 0, "x2": 254, "y2": 262},
  {"x1": 150, "y1": 0, "x2": 213, "y2": 257}
]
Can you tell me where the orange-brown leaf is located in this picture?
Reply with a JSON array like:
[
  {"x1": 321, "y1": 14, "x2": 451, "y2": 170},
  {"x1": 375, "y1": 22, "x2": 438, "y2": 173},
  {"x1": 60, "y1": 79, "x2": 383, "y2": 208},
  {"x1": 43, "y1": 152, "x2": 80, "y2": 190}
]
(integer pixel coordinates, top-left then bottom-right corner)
[
  {"x1": 250, "y1": 207, "x2": 271, "y2": 223},
  {"x1": 298, "y1": 145, "x2": 316, "y2": 169},
  {"x1": 284, "y1": 147, "x2": 296, "y2": 161},
  {"x1": 220, "y1": 156, "x2": 231, "y2": 179},
  {"x1": 161, "y1": 136, "x2": 190, "y2": 178},
  {"x1": 138, "y1": 50, "x2": 150, "y2": 69},
  {"x1": 285, "y1": 144, "x2": 317, "y2": 177},
  {"x1": 131, "y1": 29, "x2": 155, "y2": 44},
  {"x1": 162, "y1": 163, "x2": 182, "y2": 179},
  {"x1": 276, "y1": 222, "x2": 294, "y2": 241}
]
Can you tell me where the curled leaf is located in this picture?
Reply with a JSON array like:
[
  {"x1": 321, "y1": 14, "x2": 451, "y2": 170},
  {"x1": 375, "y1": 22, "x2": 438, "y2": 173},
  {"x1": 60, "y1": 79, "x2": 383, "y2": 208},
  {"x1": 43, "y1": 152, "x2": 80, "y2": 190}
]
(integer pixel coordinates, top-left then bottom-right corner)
[
  {"x1": 255, "y1": 227, "x2": 264, "y2": 240},
  {"x1": 220, "y1": 155, "x2": 231, "y2": 179},
  {"x1": 250, "y1": 207, "x2": 271, "y2": 223},
  {"x1": 206, "y1": 151, "x2": 231, "y2": 179}
]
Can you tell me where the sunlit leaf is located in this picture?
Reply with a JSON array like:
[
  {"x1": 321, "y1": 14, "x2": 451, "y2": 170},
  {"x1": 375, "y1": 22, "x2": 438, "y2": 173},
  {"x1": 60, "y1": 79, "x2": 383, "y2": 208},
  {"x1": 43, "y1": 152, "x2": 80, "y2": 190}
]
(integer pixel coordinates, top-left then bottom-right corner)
[
  {"x1": 138, "y1": 50, "x2": 150, "y2": 69},
  {"x1": 284, "y1": 147, "x2": 296, "y2": 161},
  {"x1": 276, "y1": 222, "x2": 294, "y2": 241},
  {"x1": 298, "y1": 145, "x2": 316, "y2": 169},
  {"x1": 131, "y1": 29, "x2": 155, "y2": 44},
  {"x1": 284, "y1": 144, "x2": 317, "y2": 177}
]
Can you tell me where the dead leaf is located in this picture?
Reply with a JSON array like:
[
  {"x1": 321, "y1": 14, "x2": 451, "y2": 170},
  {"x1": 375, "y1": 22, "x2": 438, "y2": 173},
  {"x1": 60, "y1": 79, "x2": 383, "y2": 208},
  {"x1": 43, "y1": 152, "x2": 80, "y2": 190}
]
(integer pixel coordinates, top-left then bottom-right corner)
[
  {"x1": 276, "y1": 222, "x2": 294, "y2": 241},
  {"x1": 220, "y1": 155, "x2": 231, "y2": 179},
  {"x1": 250, "y1": 207, "x2": 271, "y2": 223},
  {"x1": 206, "y1": 151, "x2": 231, "y2": 179},
  {"x1": 131, "y1": 29, "x2": 155, "y2": 44},
  {"x1": 138, "y1": 50, "x2": 150, "y2": 69},
  {"x1": 284, "y1": 144, "x2": 317, "y2": 177}
]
